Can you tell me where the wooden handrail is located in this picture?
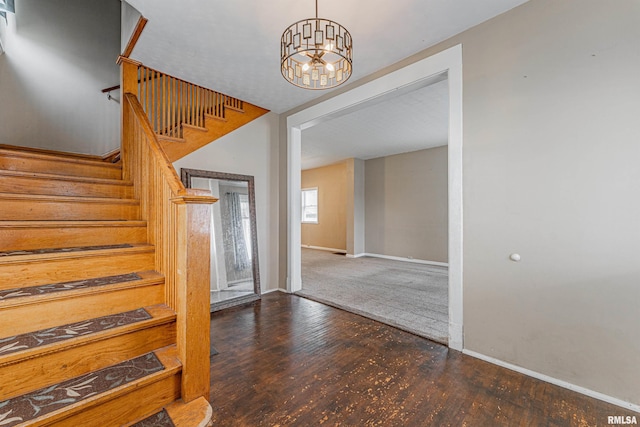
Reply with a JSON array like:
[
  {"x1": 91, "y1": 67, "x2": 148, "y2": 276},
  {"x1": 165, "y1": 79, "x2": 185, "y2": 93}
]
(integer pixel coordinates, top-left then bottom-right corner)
[
  {"x1": 101, "y1": 84, "x2": 121, "y2": 94},
  {"x1": 121, "y1": 59, "x2": 216, "y2": 403},
  {"x1": 124, "y1": 93, "x2": 185, "y2": 195},
  {"x1": 121, "y1": 16, "x2": 148, "y2": 59}
]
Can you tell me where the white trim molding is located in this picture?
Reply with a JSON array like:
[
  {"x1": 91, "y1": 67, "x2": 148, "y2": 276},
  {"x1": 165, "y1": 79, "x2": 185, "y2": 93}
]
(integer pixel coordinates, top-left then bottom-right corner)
[
  {"x1": 287, "y1": 44, "x2": 464, "y2": 351},
  {"x1": 358, "y1": 253, "x2": 448, "y2": 267},
  {"x1": 301, "y1": 245, "x2": 347, "y2": 254},
  {"x1": 463, "y1": 349, "x2": 640, "y2": 413}
]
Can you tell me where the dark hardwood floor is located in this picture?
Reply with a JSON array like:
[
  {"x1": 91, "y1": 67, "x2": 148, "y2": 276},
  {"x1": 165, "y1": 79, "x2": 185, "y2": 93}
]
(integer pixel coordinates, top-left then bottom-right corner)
[{"x1": 209, "y1": 292, "x2": 637, "y2": 426}]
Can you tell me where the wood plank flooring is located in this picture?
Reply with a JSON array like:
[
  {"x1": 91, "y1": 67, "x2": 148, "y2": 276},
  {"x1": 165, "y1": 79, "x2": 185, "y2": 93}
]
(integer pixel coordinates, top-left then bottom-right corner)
[{"x1": 209, "y1": 293, "x2": 638, "y2": 426}]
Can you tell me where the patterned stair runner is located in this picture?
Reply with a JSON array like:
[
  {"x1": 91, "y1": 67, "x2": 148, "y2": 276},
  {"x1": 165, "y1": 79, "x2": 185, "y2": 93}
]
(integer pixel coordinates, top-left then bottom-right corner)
[
  {"x1": 0, "y1": 352, "x2": 165, "y2": 426},
  {"x1": 0, "y1": 273, "x2": 142, "y2": 302},
  {"x1": 0, "y1": 243, "x2": 133, "y2": 257},
  {"x1": 0, "y1": 308, "x2": 151, "y2": 356},
  {"x1": 132, "y1": 409, "x2": 176, "y2": 427}
]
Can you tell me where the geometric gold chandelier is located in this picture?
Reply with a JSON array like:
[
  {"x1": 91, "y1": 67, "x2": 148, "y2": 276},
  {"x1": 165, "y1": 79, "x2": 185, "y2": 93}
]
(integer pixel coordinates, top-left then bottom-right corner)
[{"x1": 280, "y1": 0, "x2": 353, "y2": 90}]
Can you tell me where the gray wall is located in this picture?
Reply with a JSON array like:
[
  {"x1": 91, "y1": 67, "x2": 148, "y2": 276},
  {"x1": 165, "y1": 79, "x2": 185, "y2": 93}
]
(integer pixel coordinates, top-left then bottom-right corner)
[
  {"x1": 456, "y1": 0, "x2": 640, "y2": 404},
  {"x1": 365, "y1": 146, "x2": 448, "y2": 263},
  {"x1": 0, "y1": 0, "x2": 121, "y2": 155},
  {"x1": 174, "y1": 112, "x2": 280, "y2": 292},
  {"x1": 280, "y1": 0, "x2": 640, "y2": 406}
]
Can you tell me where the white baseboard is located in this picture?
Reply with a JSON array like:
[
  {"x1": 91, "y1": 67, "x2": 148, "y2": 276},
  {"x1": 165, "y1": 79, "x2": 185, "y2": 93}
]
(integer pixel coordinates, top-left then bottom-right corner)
[
  {"x1": 301, "y1": 245, "x2": 347, "y2": 254},
  {"x1": 261, "y1": 288, "x2": 282, "y2": 295},
  {"x1": 346, "y1": 253, "x2": 366, "y2": 258},
  {"x1": 362, "y1": 252, "x2": 448, "y2": 267},
  {"x1": 463, "y1": 349, "x2": 640, "y2": 413}
]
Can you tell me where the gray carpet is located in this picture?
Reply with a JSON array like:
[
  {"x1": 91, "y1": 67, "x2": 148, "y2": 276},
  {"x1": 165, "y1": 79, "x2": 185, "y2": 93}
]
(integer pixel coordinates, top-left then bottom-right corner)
[{"x1": 298, "y1": 248, "x2": 448, "y2": 344}]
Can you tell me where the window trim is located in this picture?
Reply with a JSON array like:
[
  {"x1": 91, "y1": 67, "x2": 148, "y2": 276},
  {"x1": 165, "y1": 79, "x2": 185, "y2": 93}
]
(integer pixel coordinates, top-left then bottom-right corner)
[{"x1": 301, "y1": 187, "x2": 319, "y2": 224}]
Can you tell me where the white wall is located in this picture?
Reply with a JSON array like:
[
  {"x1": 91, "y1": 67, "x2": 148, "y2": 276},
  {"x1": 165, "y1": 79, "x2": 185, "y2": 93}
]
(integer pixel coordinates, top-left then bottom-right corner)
[
  {"x1": 174, "y1": 112, "x2": 280, "y2": 293},
  {"x1": 0, "y1": 0, "x2": 121, "y2": 155}
]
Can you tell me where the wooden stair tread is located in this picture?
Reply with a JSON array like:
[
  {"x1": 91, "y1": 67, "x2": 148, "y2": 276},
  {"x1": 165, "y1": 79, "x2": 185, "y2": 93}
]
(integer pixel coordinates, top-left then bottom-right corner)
[
  {"x1": 130, "y1": 397, "x2": 213, "y2": 427},
  {"x1": 0, "y1": 243, "x2": 134, "y2": 257},
  {"x1": 0, "y1": 345, "x2": 180, "y2": 427},
  {"x1": 0, "y1": 304, "x2": 173, "y2": 366},
  {"x1": 0, "y1": 147, "x2": 122, "y2": 169},
  {"x1": 0, "y1": 243, "x2": 153, "y2": 263},
  {"x1": 0, "y1": 270, "x2": 162, "y2": 307},
  {"x1": 0, "y1": 220, "x2": 147, "y2": 229},
  {"x1": 0, "y1": 169, "x2": 132, "y2": 185},
  {"x1": 0, "y1": 192, "x2": 139, "y2": 204},
  {"x1": 0, "y1": 144, "x2": 115, "y2": 163}
]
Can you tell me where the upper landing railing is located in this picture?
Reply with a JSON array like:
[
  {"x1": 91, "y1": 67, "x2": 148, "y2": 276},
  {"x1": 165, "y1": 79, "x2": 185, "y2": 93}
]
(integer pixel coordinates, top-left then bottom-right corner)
[{"x1": 137, "y1": 64, "x2": 244, "y2": 140}]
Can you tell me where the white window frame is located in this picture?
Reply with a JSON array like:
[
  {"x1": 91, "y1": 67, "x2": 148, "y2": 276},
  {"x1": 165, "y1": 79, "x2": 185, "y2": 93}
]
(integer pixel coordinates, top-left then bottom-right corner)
[{"x1": 301, "y1": 187, "x2": 318, "y2": 224}]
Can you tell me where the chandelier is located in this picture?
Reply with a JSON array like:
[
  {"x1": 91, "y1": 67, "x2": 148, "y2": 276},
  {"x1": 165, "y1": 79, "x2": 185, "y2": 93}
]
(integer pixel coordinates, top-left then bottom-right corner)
[{"x1": 280, "y1": 0, "x2": 353, "y2": 90}]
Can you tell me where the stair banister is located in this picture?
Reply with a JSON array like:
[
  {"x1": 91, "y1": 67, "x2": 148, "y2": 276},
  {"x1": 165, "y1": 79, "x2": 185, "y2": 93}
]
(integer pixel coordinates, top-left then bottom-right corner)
[{"x1": 120, "y1": 56, "x2": 216, "y2": 403}]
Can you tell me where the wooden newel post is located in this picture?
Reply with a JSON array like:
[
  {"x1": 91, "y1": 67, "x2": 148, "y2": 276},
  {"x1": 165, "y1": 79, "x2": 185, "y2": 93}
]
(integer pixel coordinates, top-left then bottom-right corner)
[{"x1": 172, "y1": 191, "x2": 217, "y2": 402}]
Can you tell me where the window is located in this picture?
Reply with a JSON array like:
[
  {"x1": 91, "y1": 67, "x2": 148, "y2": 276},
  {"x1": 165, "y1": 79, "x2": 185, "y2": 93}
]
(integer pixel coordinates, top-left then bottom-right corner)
[{"x1": 301, "y1": 188, "x2": 318, "y2": 223}]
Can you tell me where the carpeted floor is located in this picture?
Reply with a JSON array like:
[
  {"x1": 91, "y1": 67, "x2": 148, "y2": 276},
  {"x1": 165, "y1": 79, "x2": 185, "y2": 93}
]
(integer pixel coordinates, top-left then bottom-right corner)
[{"x1": 298, "y1": 248, "x2": 448, "y2": 343}]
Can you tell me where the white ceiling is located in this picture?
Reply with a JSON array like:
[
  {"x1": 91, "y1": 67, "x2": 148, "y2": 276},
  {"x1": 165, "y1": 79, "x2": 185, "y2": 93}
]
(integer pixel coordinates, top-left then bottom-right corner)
[
  {"x1": 125, "y1": 0, "x2": 529, "y2": 114},
  {"x1": 301, "y1": 78, "x2": 450, "y2": 169}
]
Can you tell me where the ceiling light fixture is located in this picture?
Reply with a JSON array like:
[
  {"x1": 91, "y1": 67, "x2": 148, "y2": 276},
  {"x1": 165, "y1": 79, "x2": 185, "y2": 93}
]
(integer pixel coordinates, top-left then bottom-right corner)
[{"x1": 281, "y1": 0, "x2": 352, "y2": 90}]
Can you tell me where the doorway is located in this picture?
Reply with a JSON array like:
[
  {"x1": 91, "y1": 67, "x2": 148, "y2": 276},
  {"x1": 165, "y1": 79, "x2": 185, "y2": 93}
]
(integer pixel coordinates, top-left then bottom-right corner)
[{"x1": 286, "y1": 44, "x2": 463, "y2": 350}]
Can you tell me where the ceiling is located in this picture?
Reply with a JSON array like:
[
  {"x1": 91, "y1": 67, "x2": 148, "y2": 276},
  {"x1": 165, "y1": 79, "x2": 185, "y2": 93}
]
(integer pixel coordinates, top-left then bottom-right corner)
[
  {"x1": 125, "y1": 0, "x2": 529, "y2": 114},
  {"x1": 301, "y1": 78, "x2": 449, "y2": 169}
]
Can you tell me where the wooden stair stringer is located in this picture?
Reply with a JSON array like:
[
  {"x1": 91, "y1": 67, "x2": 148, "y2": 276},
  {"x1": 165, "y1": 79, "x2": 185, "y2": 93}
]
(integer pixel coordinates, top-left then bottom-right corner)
[{"x1": 160, "y1": 101, "x2": 270, "y2": 162}]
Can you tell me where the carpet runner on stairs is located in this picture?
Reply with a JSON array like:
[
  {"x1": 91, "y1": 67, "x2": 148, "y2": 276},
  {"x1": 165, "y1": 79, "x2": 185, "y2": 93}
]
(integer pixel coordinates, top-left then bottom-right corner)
[
  {"x1": 0, "y1": 308, "x2": 151, "y2": 356},
  {"x1": 0, "y1": 273, "x2": 142, "y2": 301},
  {"x1": 0, "y1": 352, "x2": 165, "y2": 427},
  {"x1": 132, "y1": 409, "x2": 177, "y2": 427},
  {"x1": 0, "y1": 243, "x2": 133, "y2": 257}
]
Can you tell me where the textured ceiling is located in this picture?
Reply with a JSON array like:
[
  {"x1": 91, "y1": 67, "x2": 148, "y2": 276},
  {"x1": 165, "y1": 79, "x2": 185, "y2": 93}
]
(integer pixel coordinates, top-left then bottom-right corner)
[
  {"x1": 301, "y1": 78, "x2": 449, "y2": 170},
  {"x1": 124, "y1": 0, "x2": 529, "y2": 114}
]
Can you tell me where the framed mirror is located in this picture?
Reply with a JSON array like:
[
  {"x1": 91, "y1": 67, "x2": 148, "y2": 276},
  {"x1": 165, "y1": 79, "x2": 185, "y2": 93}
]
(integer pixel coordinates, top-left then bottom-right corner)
[{"x1": 181, "y1": 168, "x2": 261, "y2": 311}]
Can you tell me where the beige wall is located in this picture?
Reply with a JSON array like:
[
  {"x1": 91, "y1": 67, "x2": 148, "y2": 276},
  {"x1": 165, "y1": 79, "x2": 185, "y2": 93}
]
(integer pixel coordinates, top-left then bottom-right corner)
[
  {"x1": 301, "y1": 161, "x2": 348, "y2": 251},
  {"x1": 281, "y1": 0, "x2": 640, "y2": 406},
  {"x1": 365, "y1": 146, "x2": 448, "y2": 263}
]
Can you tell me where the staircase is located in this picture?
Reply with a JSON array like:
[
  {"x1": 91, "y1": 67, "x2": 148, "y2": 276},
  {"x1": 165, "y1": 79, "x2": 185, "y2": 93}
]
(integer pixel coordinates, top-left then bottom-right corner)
[{"x1": 0, "y1": 146, "x2": 212, "y2": 426}]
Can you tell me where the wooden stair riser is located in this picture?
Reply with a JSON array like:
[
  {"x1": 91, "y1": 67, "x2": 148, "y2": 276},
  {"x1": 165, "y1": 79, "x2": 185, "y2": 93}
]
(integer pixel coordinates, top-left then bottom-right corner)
[
  {"x1": 25, "y1": 346, "x2": 181, "y2": 427},
  {"x1": 0, "y1": 172, "x2": 134, "y2": 198},
  {"x1": 0, "y1": 222, "x2": 147, "y2": 252},
  {"x1": 0, "y1": 196, "x2": 140, "y2": 221},
  {"x1": 0, "y1": 282, "x2": 164, "y2": 337},
  {"x1": 46, "y1": 373, "x2": 181, "y2": 427},
  {"x1": 0, "y1": 321, "x2": 175, "y2": 401},
  {"x1": 0, "y1": 249, "x2": 155, "y2": 289},
  {"x1": 0, "y1": 153, "x2": 122, "y2": 180}
]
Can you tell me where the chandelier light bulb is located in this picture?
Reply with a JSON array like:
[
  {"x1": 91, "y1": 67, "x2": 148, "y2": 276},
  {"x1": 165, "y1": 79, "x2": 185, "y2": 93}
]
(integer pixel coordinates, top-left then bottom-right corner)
[
  {"x1": 326, "y1": 62, "x2": 335, "y2": 71},
  {"x1": 302, "y1": 63, "x2": 310, "y2": 71}
]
